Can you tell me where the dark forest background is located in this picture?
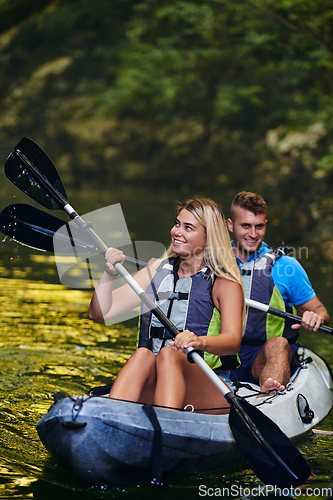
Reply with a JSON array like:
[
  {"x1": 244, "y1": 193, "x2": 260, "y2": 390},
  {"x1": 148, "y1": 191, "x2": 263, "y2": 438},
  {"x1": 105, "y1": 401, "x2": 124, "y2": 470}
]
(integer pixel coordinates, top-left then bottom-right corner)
[{"x1": 0, "y1": 0, "x2": 333, "y2": 281}]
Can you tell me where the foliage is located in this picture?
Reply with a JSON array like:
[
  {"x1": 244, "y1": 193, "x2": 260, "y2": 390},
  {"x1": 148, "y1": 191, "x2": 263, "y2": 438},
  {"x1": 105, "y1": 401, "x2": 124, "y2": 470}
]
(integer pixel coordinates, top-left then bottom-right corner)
[
  {"x1": 0, "y1": 0, "x2": 333, "y2": 270},
  {"x1": 0, "y1": 0, "x2": 59, "y2": 35}
]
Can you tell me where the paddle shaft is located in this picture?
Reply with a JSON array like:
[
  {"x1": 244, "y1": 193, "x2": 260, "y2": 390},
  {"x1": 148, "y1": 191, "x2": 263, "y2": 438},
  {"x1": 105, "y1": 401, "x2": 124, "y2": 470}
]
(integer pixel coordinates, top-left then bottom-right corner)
[{"x1": 246, "y1": 297, "x2": 333, "y2": 335}]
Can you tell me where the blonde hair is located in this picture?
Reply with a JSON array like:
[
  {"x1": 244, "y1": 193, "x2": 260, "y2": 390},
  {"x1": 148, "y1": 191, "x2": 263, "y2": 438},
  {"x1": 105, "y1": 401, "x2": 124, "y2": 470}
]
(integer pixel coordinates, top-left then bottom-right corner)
[{"x1": 166, "y1": 197, "x2": 242, "y2": 286}]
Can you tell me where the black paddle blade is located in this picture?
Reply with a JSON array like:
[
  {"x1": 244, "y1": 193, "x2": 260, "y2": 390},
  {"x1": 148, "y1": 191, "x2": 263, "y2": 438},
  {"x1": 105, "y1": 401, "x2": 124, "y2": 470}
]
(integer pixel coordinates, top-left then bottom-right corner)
[
  {"x1": 229, "y1": 395, "x2": 311, "y2": 488},
  {"x1": 0, "y1": 204, "x2": 95, "y2": 254},
  {"x1": 5, "y1": 137, "x2": 68, "y2": 210}
]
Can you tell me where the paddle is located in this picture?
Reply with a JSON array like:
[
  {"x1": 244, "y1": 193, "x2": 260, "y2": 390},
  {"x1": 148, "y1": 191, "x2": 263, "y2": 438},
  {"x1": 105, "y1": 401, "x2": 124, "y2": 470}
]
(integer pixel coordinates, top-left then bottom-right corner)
[
  {"x1": 246, "y1": 297, "x2": 333, "y2": 336},
  {"x1": 4, "y1": 137, "x2": 311, "y2": 488},
  {"x1": 0, "y1": 203, "x2": 95, "y2": 254},
  {"x1": 0, "y1": 202, "x2": 146, "y2": 268}
]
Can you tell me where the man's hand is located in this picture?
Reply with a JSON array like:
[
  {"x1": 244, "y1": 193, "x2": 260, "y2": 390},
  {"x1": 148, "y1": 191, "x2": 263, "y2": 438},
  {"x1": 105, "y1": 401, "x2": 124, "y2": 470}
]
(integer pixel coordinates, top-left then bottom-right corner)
[
  {"x1": 291, "y1": 310, "x2": 324, "y2": 331},
  {"x1": 292, "y1": 296, "x2": 329, "y2": 332}
]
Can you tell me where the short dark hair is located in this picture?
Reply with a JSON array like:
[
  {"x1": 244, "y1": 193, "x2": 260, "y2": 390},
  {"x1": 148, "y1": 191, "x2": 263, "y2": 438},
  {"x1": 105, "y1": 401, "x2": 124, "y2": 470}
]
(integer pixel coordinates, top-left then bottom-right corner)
[{"x1": 230, "y1": 191, "x2": 267, "y2": 219}]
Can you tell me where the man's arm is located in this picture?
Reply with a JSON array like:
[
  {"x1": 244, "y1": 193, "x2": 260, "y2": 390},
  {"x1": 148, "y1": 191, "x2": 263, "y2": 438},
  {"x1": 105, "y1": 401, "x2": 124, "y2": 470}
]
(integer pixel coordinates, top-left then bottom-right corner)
[{"x1": 293, "y1": 296, "x2": 330, "y2": 331}]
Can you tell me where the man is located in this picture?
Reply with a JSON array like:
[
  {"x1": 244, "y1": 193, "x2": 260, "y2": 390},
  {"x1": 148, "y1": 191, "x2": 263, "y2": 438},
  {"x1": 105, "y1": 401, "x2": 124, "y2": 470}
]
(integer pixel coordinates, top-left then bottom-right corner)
[{"x1": 228, "y1": 191, "x2": 330, "y2": 393}]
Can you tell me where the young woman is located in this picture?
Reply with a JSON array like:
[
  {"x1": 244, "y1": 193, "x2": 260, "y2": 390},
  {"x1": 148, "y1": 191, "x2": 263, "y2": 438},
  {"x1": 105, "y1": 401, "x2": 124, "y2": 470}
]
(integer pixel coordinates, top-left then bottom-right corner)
[{"x1": 89, "y1": 197, "x2": 244, "y2": 413}]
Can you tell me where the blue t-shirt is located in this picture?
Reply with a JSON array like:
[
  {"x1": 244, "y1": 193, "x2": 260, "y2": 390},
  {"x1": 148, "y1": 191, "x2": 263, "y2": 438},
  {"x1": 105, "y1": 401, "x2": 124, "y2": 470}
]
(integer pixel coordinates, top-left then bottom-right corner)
[{"x1": 234, "y1": 242, "x2": 316, "y2": 307}]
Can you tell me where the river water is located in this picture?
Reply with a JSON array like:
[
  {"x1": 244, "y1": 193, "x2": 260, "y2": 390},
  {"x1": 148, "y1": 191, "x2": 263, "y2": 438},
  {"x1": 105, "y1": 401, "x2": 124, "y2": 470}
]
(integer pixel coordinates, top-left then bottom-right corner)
[{"x1": 0, "y1": 246, "x2": 332, "y2": 500}]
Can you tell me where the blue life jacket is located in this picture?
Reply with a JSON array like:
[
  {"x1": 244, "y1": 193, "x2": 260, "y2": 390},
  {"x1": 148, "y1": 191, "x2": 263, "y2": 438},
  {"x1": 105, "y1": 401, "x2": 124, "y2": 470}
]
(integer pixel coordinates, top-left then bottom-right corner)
[
  {"x1": 240, "y1": 247, "x2": 298, "y2": 346},
  {"x1": 138, "y1": 258, "x2": 239, "y2": 370}
]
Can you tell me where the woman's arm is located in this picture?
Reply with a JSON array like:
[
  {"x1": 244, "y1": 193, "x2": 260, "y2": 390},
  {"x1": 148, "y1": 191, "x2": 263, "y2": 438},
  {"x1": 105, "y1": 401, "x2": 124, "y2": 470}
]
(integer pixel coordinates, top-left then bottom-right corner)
[
  {"x1": 170, "y1": 278, "x2": 243, "y2": 355},
  {"x1": 89, "y1": 248, "x2": 159, "y2": 321}
]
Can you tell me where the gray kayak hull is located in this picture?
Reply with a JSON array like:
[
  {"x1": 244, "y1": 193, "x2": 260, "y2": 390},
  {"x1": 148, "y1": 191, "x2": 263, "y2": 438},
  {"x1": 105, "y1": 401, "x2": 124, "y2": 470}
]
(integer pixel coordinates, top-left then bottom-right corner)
[
  {"x1": 38, "y1": 397, "x2": 237, "y2": 485},
  {"x1": 36, "y1": 347, "x2": 333, "y2": 485}
]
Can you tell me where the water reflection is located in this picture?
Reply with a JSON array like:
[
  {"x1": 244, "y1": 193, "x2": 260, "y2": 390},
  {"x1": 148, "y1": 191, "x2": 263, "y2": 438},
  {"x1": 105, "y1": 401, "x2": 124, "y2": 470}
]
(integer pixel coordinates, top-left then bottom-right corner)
[
  {"x1": 0, "y1": 254, "x2": 332, "y2": 499},
  {"x1": 0, "y1": 258, "x2": 138, "y2": 498}
]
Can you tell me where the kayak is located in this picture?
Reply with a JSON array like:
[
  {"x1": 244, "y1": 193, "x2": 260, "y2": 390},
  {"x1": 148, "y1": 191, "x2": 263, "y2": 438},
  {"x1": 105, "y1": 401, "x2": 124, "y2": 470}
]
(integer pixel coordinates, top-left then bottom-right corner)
[{"x1": 36, "y1": 346, "x2": 333, "y2": 486}]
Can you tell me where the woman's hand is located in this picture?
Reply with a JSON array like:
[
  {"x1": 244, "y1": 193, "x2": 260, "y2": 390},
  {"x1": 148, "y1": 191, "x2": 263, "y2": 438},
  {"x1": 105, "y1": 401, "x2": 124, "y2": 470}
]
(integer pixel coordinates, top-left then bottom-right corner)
[
  {"x1": 105, "y1": 247, "x2": 126, "y2": 275},
  {"x1": 168, "y1": 329, "x2": 204, "y2": 352}
]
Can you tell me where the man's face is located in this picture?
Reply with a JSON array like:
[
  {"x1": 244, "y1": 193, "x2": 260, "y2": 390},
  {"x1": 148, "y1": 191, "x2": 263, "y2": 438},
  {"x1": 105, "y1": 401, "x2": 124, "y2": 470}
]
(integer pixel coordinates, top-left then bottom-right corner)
[{"x1": 227, "y1": 206, "x2": 267, "y2": 261}]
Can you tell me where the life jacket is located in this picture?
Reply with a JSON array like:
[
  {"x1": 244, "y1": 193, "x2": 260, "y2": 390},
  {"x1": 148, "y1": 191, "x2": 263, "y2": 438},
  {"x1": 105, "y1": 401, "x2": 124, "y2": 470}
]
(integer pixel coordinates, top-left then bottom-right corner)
[
  {"x1": 240, "y1": 247, "x2": 298, "y2": 346},
  {"x1": 138, "y1": 258, "x2": 239, "y2": 370}
]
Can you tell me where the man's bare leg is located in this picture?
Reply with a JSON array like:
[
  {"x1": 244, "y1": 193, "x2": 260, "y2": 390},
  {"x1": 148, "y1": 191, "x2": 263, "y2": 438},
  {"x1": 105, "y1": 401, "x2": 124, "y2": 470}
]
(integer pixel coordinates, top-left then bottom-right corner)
[{"x1": 251, "y1": 337, "x2": 293, "y2": 393}]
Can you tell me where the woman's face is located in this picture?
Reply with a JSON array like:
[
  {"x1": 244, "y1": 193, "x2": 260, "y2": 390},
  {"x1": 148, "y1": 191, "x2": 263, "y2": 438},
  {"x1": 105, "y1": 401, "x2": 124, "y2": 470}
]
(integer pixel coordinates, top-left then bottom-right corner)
[{"x1": 170, "y1": 208, "x2": 206, "y2": 258}]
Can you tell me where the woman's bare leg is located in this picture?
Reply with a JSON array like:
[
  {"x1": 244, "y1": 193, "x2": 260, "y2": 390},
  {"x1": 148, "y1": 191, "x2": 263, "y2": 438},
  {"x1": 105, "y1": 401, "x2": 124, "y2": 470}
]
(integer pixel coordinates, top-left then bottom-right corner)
[
  {"x1": 109, "y1": 348, "x2": 156, "y2": 403},
  {"x1": 154, "y1": 347, "x2": 187, "y2": 408},
  {"x1": 154, "y1": 347, "x2": 229, "y2": 413}
]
